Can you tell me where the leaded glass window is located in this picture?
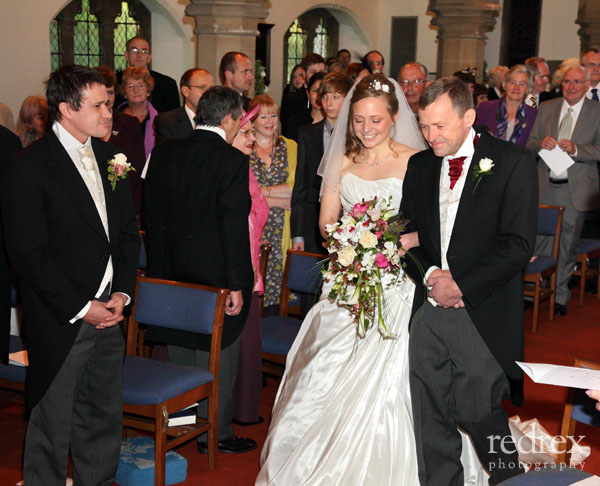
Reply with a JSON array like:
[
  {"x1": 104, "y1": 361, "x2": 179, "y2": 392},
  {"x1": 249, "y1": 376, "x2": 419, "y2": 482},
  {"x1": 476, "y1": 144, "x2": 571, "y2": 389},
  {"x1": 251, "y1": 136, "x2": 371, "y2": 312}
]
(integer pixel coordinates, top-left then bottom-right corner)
[
  {"x1": 50, "y1": 20, "x2": 62, "y2": 72},
  {"x1": 114, "y1": 1, "x2": 141, "y2": 72},
  {"x1": 287, "y1": 19, "x2": 306, "y2": 82},
  {"x1": 73, "y1": 0, "x2": 101, "y2": 67},
  {"x1": 49, "y1": 0, "x2": 150, "y2": 72},
  {"x1": 313, "y1": 18, "x2": 328, "y2": 59}
]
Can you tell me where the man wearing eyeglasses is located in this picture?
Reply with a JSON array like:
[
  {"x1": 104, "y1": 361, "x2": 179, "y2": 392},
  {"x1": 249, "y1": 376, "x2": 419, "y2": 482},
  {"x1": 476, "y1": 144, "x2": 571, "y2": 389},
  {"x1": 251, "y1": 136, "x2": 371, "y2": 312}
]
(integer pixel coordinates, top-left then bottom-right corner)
[
  {"x1": 581, "y1": 48, "x2": 600, "y2": 102},
  {"x1": 397, "y1": 62, "x2": 430, "y2": 115},
  {"x1": 524, "y1": 57, "x2": 557, "y2": 108},
  {"x1": 155, "y1": 68, "x2": 215, "y2": 144},
  {"x1": 526, "y1": 65, "x2": 600, "y2": 316},
  {"x1": 120, "y1": 36, "x2": 180, "y2": 113}
]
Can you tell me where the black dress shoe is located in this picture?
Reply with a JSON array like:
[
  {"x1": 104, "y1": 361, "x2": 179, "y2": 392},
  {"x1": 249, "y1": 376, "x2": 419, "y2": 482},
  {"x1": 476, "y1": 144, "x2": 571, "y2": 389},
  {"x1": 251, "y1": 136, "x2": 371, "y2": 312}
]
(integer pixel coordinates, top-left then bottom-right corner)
[
  {"x1": 554, "y1": 303, "x2": 567, "y2": 316},
  {"x1": 197, "y1": 436, "x2": 257, "y2": 454},
  {"x1": 233, "y1": 416, "x2": 265, "y2": 426}
]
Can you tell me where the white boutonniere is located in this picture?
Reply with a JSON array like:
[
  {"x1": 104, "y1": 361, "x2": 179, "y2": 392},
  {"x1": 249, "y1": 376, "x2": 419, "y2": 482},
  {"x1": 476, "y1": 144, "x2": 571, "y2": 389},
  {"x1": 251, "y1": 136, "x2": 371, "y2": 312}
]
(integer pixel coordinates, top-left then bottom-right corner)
[
  {"x1": 107, "y1": 153, "x2": 135, "y2": 191},
  {"x1": 471, "y1": 157, "x2": 494, "y2": 192}
]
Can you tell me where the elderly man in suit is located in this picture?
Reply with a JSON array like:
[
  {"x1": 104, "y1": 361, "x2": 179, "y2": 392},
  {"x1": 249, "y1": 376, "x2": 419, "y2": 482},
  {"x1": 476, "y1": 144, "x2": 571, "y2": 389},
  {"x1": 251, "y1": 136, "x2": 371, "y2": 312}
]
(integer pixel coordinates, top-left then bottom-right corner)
[
  {"x1": 1, "y1": 65, "x2": 140, "y2": 485},
  {"x1": 402, "y1": 77, "x2": 538, "y2": 485},
  {"x1": 524, "y1": 57, "x2": 556, "y2": 108},
  {"x1": 144, "y1": 85, "x2": 256, "y2": 454},
  {"x1": 154, "y1": 68, "x2": 214, "y2": 144},
  {"x1": 526, "y1": 64, "x2": 600, "y2": 316}
]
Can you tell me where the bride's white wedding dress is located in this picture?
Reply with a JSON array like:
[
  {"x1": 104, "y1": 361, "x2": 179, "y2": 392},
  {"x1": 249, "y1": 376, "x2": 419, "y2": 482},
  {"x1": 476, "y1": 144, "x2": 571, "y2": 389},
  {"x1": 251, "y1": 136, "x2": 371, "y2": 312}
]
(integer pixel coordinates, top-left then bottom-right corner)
[{"x1": 256, "y1": 173, "x2": 487, "y2": 486}]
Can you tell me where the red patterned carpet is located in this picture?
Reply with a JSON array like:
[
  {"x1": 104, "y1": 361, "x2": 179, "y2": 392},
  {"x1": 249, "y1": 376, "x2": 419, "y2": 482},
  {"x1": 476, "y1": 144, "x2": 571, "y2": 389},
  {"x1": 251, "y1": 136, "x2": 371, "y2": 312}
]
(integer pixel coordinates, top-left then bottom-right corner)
[{"x1": 1, "y1": 291, "x2": 599, "y2": 485}]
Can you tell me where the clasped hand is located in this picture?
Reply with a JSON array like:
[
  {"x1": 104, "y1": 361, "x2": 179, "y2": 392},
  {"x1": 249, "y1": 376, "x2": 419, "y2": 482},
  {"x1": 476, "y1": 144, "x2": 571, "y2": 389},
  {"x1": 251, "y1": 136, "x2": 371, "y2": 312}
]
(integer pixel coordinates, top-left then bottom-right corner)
[
  {"x1": 541, "y1": 136, "x2": 575, "y2": 155},
  {"x1": 84, "y1": 293, "x2": 127, "y2": 329},
  {"x1": 427, "y1": 269, "x2": 464, "y2": 309}
]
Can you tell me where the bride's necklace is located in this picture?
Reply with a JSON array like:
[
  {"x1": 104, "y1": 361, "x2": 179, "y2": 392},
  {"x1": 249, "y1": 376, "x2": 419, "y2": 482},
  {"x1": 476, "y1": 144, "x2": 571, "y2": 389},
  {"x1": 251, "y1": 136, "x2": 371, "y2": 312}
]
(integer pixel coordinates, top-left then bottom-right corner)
[{"x1": 360, "y1": 150, "x2": 395, "y2": 167}]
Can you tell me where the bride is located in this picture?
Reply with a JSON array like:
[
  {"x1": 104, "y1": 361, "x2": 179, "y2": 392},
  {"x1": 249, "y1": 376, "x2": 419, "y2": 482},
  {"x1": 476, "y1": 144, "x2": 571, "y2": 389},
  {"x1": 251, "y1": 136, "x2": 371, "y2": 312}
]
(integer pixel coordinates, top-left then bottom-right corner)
[{"x1": 256, "y1": 75, "x2": 486, "y2": 486}]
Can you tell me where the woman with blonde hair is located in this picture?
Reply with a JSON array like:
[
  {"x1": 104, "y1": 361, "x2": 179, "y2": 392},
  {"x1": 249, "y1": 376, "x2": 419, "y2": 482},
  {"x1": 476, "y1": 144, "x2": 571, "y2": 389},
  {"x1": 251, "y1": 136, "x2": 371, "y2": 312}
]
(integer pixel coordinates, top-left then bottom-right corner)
[
  {"x1": 17, "y1": 95, "x2": 48, "y2": 147},
  {"x1": 248, "y1": 94, "x2": 297, "y2": 314}
]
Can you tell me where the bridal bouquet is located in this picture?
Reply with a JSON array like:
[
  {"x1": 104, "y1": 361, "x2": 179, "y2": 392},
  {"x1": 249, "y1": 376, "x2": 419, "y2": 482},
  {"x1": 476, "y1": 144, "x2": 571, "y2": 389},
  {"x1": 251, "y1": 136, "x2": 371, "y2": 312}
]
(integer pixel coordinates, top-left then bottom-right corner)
[{"x1": 322, "y1": 196, "x2": 412, "y2": 339}]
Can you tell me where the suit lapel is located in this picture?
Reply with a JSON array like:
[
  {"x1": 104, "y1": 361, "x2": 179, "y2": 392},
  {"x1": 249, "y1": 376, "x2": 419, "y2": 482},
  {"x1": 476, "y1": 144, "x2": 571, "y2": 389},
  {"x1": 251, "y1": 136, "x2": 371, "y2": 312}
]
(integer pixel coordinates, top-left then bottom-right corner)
[
  {"x1": 92, "y1": 138, "x2": 117, "y2": 243},
  {"x1": 570, "y1": 98, "x2": 590, "y2": 142},
  {"x1": 547, "y1": 99, "x2": 562, "y2": 139},
  {"x1": 449, "y1": 130, "x2": 488, "y2": 245},
  {"x1": 422, "y1": 153, "x2": 442, "y2": 259},
  {"x1": 45, "y1": 132, "x2": 109, "y2": 242}
]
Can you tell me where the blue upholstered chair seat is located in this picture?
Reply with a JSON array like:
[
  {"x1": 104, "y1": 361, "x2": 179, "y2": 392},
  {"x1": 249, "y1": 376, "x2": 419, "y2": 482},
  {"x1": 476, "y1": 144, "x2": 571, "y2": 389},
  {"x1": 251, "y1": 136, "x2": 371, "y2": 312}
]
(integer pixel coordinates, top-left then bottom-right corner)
[
  {"x1": 0, "y1": 336, "x2": 27, "y2": 383},
  {"x1": 122, "y1": 355, "x2": 213, "y2": 405},
  {"x1": 525, "y1": 256, "x2": 557, "y2": 274},
  {"x1": 577, "y1": 238, "x2": 600, "y2": 254},
  {"x1": 262, "y1": 316, "x2": 302, "y2": 355}
]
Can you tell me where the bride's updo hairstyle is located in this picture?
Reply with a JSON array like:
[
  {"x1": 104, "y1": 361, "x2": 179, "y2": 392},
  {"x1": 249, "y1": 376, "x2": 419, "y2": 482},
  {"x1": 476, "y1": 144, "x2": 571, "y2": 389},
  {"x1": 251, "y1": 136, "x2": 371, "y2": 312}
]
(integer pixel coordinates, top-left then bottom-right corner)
[{"x1": 345, "y1": 74, "x2": 399, "y2": 159}]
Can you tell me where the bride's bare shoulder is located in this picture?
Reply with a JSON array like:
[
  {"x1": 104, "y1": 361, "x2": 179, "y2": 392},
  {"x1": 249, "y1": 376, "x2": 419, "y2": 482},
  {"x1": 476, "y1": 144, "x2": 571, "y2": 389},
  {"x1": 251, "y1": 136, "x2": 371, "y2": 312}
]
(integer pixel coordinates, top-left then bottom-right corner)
[
  {"x1": 340, "y1": 154, "x2": 356, "y2": 177},
  {"x1": 392, "y1": 141, "x2": 422, "y2": 159}
]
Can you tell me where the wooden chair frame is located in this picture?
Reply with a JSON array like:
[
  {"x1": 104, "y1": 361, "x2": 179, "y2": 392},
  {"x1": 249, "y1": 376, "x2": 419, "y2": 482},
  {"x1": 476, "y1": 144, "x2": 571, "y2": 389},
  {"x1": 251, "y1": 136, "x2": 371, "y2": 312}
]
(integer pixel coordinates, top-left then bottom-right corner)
[
  {"x1": 261, "y1": 249, "x2": 325, "y2": 375},
  {"x1": 523, "y1": 205, "x2": 564, "y2": 332},
  {"x1": 123, "y1": 276, "x2": 229, "y2": 486},
  {"x1": 572, "y1": 242, "x2": 600, "y2": 307},
  {"x1": 558, "y1": 358, "x2": 600, "y2": 465}
]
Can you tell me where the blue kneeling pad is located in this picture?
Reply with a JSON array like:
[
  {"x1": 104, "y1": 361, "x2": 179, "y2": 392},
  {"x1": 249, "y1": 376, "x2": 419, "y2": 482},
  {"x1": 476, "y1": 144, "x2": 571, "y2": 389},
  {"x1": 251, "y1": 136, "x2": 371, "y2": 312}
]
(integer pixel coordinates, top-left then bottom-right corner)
[{"x1": 115, "y1": 436, "x2": 188, "y2": 485}]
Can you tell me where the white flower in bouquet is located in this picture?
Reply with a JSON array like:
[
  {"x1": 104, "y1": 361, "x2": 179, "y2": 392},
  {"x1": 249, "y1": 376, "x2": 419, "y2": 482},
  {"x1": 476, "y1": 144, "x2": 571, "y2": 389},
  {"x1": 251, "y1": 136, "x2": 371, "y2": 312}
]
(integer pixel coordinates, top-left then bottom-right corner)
[
  {"x1": 361, "y1": 252, "x2": 376, "y2": 269},
  {"x1": 358, "y1": 230, "x2": 378, "y2": 249},
  {"x1": 366, "y1": 209, "x2": 381, "y2": 221},
  {"x1": 338, "y1": 245, "x2": 357, "y2": 267}
]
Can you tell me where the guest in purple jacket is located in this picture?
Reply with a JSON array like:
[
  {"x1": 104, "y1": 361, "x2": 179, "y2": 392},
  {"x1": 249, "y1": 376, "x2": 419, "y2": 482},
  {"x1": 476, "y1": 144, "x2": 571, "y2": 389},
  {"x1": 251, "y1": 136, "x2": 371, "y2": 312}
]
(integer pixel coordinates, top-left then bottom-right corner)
[
  {"x1": 475, "y1": 64, "x2": 538, "y2": 147},
  {"x1": 118, "y1": 67, "x2": 158, "y2": 160}
]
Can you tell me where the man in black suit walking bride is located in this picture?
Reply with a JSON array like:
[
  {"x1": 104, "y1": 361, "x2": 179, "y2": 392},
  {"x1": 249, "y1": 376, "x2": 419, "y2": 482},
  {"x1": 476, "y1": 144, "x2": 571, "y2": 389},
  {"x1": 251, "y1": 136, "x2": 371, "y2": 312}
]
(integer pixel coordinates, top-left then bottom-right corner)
[{"x1": 401, "y1": 77, "x2": 538, "y2": 485}]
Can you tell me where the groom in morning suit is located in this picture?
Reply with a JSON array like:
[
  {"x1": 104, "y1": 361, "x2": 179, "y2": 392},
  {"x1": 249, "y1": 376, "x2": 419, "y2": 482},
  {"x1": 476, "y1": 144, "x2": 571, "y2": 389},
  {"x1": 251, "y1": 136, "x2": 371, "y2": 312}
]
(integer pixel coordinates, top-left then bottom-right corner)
[
  {"x1": 401, "y1": 77, "x2": 538, "y2": 485},
  {"x1": 1, "y1": 66, "x2": 140, "y2": 485},
  {"x1": 144, "y1": 86, "x2": 256, "y2": 454}
]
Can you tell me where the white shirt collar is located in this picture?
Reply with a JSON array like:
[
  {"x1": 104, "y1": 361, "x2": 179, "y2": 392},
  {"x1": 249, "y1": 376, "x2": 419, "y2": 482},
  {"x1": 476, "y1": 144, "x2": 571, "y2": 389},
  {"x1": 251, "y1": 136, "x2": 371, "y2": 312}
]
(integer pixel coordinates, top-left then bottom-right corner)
[
  {"x1": 52, "y1": 120, "x2": 92, "y2": 151},
  {"x1": 561, "y1": 96, "x2": 585, "y2": 118},
  {"x1": 195, "y1": 125, "x2": 226, "y2": 141},
  {"x1": 184, "y1": 104, "x2": 196, "y2": 128}
]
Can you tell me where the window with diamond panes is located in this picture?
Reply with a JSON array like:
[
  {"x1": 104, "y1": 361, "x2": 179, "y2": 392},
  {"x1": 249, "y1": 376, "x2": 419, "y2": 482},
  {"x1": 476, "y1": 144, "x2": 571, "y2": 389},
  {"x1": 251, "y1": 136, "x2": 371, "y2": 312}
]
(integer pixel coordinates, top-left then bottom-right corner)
[
  {"x1": 73, "y1": 0, "x2": 101, "y2": 67},
  {"x1": 49, "y1": 0, "x2": 150, "y2": 72},
  {"x1": 283, "y1": 9, "x2": 338, "y2": 87},
  {"x1": 286, "y1": 19, "x2": 307, "y2": 83},
  {"x1": 114, "y1": 1, "x2": 141, "y2": 72},
  {"x1": 313, "y1": 18, "x2": 329, "y2": 59},
  {"x1": 50, "y1": 19, "x2": 62, "y2": 72}
]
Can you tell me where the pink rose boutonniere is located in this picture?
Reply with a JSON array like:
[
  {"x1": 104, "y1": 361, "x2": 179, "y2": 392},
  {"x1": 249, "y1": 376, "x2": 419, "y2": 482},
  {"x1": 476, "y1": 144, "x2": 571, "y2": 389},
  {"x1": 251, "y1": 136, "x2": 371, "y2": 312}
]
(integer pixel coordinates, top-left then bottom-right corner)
[{"x1": 107, "y1": 153, "x2": 135, "y2": 191}]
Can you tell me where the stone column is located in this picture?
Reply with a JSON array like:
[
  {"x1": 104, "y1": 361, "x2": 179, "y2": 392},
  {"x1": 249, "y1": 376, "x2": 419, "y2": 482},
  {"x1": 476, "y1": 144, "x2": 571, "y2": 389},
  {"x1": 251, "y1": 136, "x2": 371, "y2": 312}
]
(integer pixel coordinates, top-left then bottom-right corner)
[
  {"x1": 576, "y1": 0, "x2": 600, "y2": 52},
  {"x1": 428, "y1": 0, "x2": 500, "y2": 78},
  {"x1": 185, "y1": 0, "x2": 269, "y2": 83}
]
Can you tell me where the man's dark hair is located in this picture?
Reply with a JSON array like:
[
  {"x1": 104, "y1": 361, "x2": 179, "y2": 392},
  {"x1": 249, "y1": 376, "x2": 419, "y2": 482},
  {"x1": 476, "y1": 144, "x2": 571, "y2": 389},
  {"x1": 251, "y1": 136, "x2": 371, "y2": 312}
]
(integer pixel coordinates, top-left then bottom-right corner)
[
  {"x1": 337, "y1": 49, "x2": 350, "y2": 58},
  {"x1": 581, "y1": 47, "x2": 600, "y2": 63},
  {"x1": 307, "y1": 71, "x2": 326, "y2": 91},
  {"x1": 46, "y1": 65, "x2": 106, "y2": 124},
  {"x1": 179, "y1": 68, "x2": 211, "y2": 89},
  {"x1": 219, "y1": 52, "x2": 248, "y2": 84},
  {"x1": 196, "y1": 86, "x2": 242, "y2": 126},
  {"x1": 301, "y1": 53, "x2": 326, "y2": 70},
  {"x1": 365, "y1": 50, "x2": 385, "y2": 67},
  {"x1": 94, "y1": 65, "x2": 117, "y2": 88},
  {"x1": 419, "y1": 76, "x2": 474, "y2": 116}
]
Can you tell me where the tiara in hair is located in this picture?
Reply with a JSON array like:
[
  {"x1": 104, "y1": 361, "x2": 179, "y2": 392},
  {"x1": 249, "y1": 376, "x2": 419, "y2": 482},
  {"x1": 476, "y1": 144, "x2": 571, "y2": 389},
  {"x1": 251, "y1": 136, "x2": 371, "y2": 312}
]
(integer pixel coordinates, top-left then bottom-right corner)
[{"x1": 369, "y1": 80, "x2": 390, "y2": 93}]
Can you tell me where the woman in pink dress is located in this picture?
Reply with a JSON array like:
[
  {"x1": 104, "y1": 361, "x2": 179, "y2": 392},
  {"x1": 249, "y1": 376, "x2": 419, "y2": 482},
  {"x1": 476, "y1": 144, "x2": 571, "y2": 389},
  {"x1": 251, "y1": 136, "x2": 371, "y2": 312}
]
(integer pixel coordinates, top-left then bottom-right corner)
[{"x1": 232, "y1": 105, "x2": 270, "y2": 424}]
